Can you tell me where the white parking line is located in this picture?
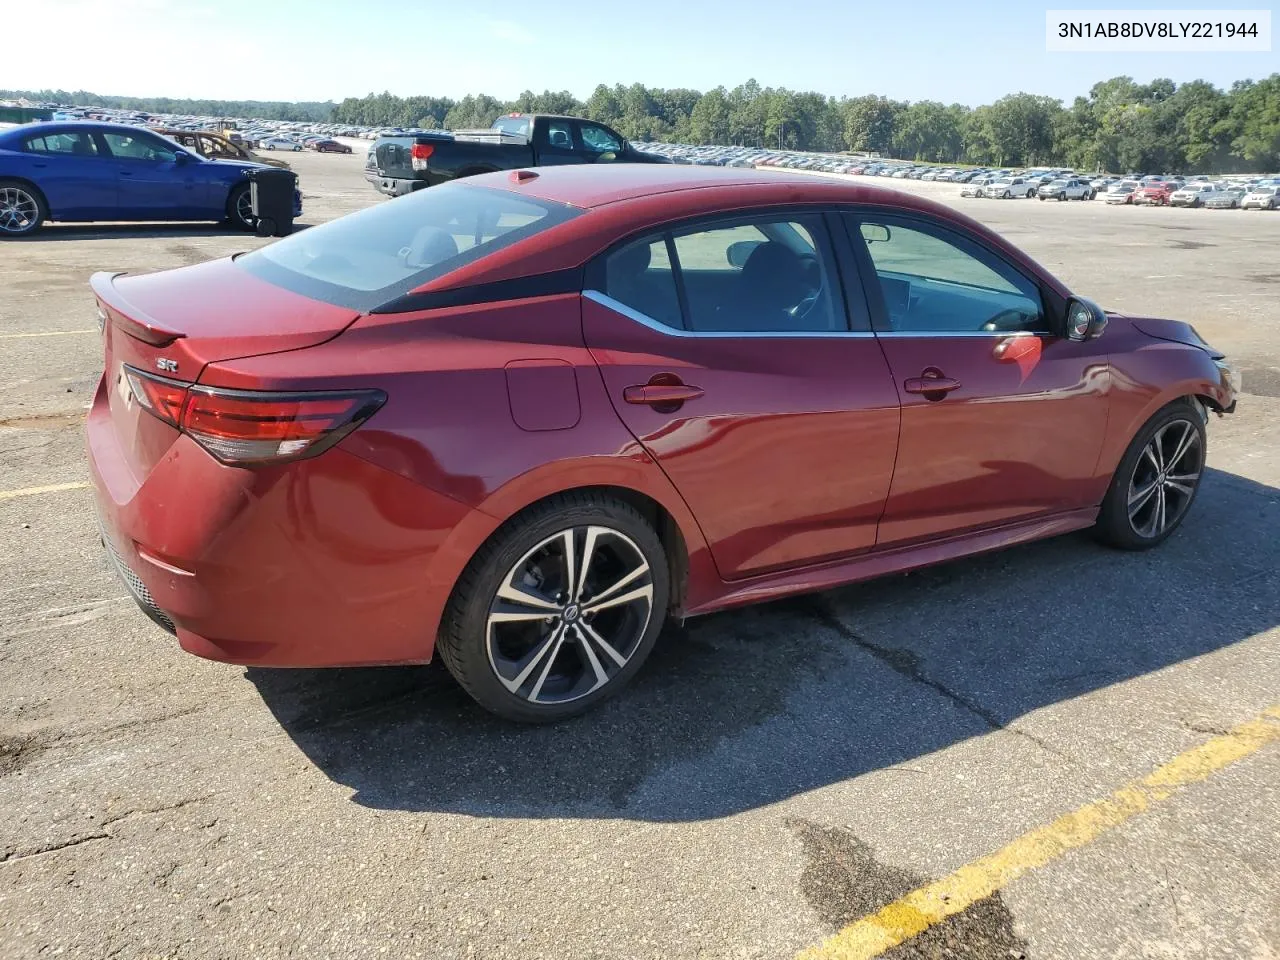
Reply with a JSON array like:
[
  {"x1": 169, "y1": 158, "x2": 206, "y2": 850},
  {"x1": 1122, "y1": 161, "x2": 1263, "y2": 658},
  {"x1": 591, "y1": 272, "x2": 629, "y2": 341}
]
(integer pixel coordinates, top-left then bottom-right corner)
[{"x1": 0, "y1": 329, "x2": 97, "y2": 339}]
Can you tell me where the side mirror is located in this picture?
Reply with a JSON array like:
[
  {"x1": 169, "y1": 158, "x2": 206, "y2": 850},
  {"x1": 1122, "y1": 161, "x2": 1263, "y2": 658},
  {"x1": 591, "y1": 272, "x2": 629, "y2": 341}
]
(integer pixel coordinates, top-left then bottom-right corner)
[
  {"x1": 1065, "y1": 296, "x2": 1107, "y2": 341},
  {"x1": 860, "y1": 223, "x2": 891, "y2": 244},
  {"x1": 173, "y1": 151, "x2": 193, "y2": 164},
  {"x1": 726, "y1": 240, "x2": 761, "y2": 269}
]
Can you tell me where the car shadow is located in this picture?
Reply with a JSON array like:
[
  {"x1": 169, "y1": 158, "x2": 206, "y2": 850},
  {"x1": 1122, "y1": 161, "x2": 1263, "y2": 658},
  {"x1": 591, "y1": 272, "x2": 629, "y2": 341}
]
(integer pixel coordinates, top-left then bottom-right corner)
[
  {"x1": 248, "y1": 466, "x2": 1280, "y2": 822},
  {"x1": 23, "y1": 222, "x2": 313, "y2": 241}
]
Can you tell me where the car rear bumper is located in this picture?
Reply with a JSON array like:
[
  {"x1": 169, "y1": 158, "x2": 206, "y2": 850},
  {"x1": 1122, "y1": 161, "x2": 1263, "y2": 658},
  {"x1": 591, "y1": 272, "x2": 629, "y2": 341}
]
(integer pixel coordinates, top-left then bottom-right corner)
[
  {"x1": 86, "y1": 373, "x2": 478, "y2": 667},
  {"x1": 369, "y1": 175, "x2": 420, "y2": 198}
]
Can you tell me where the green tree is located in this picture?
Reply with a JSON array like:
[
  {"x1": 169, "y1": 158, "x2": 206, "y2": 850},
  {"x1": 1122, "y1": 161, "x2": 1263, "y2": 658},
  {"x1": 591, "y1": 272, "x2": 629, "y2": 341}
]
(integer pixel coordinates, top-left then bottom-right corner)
[{"x1": 842, "y1": 96, "x2": 903, "y2": 153}]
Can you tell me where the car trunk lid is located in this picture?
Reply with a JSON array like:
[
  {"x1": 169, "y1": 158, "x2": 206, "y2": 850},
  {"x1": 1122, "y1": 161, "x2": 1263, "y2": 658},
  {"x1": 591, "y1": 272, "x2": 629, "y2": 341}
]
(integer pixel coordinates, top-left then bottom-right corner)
[{"x1": 91, "y1": 258, "x2": 359, "y2": 481}]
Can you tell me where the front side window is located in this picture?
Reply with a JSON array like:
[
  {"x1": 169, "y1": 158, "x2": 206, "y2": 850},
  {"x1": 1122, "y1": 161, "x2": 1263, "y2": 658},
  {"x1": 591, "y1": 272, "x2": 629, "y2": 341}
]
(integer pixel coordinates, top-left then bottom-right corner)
[
  {"x1": 601, "y1": 214, "x2": 845, "y2": 334},
  {"x1": 851, "y1": 216, "x2": 1046, "y2": 334},
  {"x1": 23, "y1": 131, "x2": 98, "y2": 156},
  {"x1": 238, "y1": 182, "x2": 579, "y2": 309},
  {"x1": 580, "y1": 123, "x2": 621, "y2": 153},
  {"x1": 102, "y1": 132, "x2": 179, "y2": 162},
  {"x1": 545, "y1": 121, "x2": 575, "y2": 151}
]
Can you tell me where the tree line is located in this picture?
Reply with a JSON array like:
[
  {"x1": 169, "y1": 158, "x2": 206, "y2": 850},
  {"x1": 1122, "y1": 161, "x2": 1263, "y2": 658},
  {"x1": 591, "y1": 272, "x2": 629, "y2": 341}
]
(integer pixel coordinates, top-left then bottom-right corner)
[
  {"x1": 7, "y1": 75, "x2": 1278, "y2": 173},
  {"x1": 1, "y1": 89, "x2": 336, "y2": 123},
  {"x1": 331, "y1": 76, "x2": 1279, "y2": 174}
]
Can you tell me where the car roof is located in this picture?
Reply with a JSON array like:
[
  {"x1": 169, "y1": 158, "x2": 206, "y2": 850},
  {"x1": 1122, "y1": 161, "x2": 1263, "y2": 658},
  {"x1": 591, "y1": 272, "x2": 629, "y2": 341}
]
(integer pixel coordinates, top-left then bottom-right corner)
[
  {"x1": 0, "y1": 120, "x2": 165, "y2": 141},
  {"x1": 498, "y1": 163, "x2": 962, "y2": 212}
]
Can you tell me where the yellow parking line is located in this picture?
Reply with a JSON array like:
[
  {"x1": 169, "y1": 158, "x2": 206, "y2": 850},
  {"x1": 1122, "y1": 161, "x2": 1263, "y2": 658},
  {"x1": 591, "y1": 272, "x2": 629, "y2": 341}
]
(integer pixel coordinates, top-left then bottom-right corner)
[
  {"x1": 797, "y1": 705, "x2": 1280, "y2": 960},
  {"x1": 0, "y1": 329, "x2": 97, "y2": 339},
  {"x1": 0, "y1": 481, "x2": 91, "y2": 502}
]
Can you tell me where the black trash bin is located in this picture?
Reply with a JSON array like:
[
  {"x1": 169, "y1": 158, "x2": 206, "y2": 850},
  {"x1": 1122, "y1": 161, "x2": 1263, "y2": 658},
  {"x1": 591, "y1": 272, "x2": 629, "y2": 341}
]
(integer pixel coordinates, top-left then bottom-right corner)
[{"x1": 248, "y1": 167, "x2": 298, "y2": 237}]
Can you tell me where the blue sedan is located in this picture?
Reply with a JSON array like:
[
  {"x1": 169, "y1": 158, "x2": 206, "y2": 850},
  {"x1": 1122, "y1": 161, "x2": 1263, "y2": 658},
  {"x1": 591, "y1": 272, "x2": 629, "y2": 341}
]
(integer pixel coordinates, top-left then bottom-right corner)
[{"x1": 0, "y1": 121, "x2": 301, "y2": 237}]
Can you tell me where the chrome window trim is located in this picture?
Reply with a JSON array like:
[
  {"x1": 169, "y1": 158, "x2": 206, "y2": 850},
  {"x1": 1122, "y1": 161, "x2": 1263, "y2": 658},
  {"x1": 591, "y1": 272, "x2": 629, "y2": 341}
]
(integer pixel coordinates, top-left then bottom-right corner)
[
  {"x1": 583, "y1": 290, "x2": 877, "y2": 339},
  {"x1": 875, "y1": 330, "x2": 1054, "y2": 339}
]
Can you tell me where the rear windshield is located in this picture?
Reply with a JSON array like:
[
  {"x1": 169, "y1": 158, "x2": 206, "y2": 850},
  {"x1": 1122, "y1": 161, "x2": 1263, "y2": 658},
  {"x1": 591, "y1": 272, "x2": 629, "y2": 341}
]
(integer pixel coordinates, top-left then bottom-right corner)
[
  {"x1": 493, "y1": 116, "x2": 532, "y2": 138},
  {"x1": 237, "y1": 182, "x2": 580, "y2": 311}
]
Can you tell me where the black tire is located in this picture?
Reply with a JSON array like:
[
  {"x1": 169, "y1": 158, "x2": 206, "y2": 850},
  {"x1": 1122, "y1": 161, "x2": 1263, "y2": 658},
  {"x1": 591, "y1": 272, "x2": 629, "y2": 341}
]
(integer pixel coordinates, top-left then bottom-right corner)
[
  {"x1": 1038, "y1": 195, "x2": 1045, "y2": 201},
  {"x1": 225, "y1": 183, "x2": 255, "y2": 231},
  {"x1": 1058, "y1": 192, "x2": 1066, "y2": 201},
  {"x1": 1093, "y1": 401, "x2": 1207, "y2": 550},
  {"x1": 0, "y1": 179, "x2": 48, "y2": 238},
  {"x1": 255, "y1": 217, "x2": 276, "y2": 238},
  {"x1": 438, "y1": 492, "x2": 670, "y2": 722}
]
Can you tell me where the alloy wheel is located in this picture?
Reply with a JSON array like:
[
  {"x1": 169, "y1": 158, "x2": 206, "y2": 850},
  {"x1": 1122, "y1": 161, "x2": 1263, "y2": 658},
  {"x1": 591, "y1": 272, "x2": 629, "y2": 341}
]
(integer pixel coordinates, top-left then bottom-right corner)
[
  {"x1": 486, "y1": 525, "x2": 654, "y2": 705},
  {"x1": 0, "y1": 186, "x2": 39, "y2": 235},
  {"x1": 235, "y1": 189, "x2": 254, "y2": 226},
  {"x1": 1127, "y1": 418, "x2": 1203, "y2": 539}
]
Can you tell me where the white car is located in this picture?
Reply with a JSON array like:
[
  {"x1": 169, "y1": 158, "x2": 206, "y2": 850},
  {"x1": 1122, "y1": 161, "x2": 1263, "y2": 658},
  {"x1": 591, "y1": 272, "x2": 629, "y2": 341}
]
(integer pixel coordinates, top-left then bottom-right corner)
[
  {"x1": 1241, "y1": 186, "x2": 1277, "y2": 210},
  {"x1": 1169, "y1": 183, "x2": 1220, "y2": 207},
  {"x1": 1038, "y1": 177, "x2": 1095, "y2": 200},
  {"x1": 986, "y1": 177, "x2": 1036, "y2": 199},
  {"x1": 258, "y1": 136, "x2": 303, "y2": 152},
  {"x1": 959, "y1": 180, "x2": 984, "y2": 197}
]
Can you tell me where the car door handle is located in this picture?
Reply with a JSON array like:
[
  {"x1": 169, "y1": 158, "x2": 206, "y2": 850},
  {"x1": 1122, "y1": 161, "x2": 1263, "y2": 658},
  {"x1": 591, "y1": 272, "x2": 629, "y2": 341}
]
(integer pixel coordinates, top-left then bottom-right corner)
[
  {"x1": 623, "y1": 383, "x2": 705, "y2": 406},
  {"x1": 904, "y1": 376, "x2": 962, "y2": 395}
]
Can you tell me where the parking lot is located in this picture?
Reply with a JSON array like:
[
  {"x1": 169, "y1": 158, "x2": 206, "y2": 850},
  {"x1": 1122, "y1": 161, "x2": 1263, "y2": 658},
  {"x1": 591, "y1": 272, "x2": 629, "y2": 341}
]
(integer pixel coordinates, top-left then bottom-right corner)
[{"x1": 2, "y1": 149, "x2": 1277, "y2": 960}]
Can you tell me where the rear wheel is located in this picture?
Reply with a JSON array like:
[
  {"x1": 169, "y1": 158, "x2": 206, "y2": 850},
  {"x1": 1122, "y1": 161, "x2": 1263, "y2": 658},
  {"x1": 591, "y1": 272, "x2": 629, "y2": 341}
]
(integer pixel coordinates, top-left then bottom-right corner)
[
  {"x1": 1094, "y1": 402, "x2": 1206, "y2": 550},
  {"x1": 438, "y1": 493, "x2": 670, "y2": 722},
  {"x1": 0, "y1": 181, "x2": 47, "y2": 237}
]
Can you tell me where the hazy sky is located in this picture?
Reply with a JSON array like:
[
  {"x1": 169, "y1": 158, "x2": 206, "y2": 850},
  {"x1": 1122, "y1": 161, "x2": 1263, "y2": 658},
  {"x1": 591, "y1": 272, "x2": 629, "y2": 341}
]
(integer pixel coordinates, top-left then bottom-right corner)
[{"x1": 11, "y1": 0, "x2": 1277, "y2": 105}]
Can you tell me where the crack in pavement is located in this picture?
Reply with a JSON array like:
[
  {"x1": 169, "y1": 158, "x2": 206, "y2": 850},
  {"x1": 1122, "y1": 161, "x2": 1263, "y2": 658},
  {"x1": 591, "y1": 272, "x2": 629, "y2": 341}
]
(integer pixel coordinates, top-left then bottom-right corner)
[
  {"x1": 99, "y1": 795, "x2": 214, "y2": 830},
  {"x1": 0, "y1": 833, "x2": 110, "y2": 864},
  {"x1": 1, "y1": 796, "x2": 213, "y2": 865},
  {"x1": 808, "y1": 598, "x2": 1076, "y2": 764}
]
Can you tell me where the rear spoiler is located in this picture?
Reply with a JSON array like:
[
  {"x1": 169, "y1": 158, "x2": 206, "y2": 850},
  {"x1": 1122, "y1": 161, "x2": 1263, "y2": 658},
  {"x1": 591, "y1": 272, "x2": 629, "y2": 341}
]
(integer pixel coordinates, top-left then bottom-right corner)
[{"x1": 89, "y1": 271, "x2": 185, "y2": 347}]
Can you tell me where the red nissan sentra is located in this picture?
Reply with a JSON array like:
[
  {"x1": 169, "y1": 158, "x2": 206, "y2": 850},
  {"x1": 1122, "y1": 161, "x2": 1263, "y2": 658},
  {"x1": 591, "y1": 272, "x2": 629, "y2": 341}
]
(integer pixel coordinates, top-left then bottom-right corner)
[{"x1": 87, "y1": 165, "x2": 1240, "y2": 722}]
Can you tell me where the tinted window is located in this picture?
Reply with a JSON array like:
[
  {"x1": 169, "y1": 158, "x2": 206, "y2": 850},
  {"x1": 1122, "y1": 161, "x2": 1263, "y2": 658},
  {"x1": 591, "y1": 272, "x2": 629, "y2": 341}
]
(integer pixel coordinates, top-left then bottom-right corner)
[
  {"x1": 545, "y1": 121, "x2": 574, "y2": 151},
  {"x1": 604, "y1": 238, "x2": 682, "y2": 329},
  {"x1": 24, "y1": 131, "x2": 98, "y2": 156},
  {"x1": 238, "y1": 182, "x2": 580, "y2": 310},
  {"x1": 602, "y1": 215, "x2": 844, "y2": 334},
  {"x1": 852, "y1": 216, "x2": 1045, "y2": 334},
  {"x1": 102, "y1": 132, "x2": 179, "y2": 162},
  {"x1": 580, "y1": 123, "x2": 621, "y2": 153}
]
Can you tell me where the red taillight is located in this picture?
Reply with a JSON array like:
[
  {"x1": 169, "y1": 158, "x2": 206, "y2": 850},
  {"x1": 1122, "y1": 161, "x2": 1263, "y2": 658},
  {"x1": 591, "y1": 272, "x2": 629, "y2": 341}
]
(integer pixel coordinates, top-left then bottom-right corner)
[
  {"x1": 124, "y1": 368, "x2": 187, "y2": 427},
  {"x1": 410, "y1": 142, "x2": 434, "y2": 172},
  {"x1": 122, "y1": 366, "x2": 385, "y2": 465}
]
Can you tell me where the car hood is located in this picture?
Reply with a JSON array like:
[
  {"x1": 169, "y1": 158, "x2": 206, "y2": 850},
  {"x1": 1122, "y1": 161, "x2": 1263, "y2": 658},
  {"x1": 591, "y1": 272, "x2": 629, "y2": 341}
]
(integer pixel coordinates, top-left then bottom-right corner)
[{"x1": 208, "y1": 158, "x2": 273, "y2": 173}]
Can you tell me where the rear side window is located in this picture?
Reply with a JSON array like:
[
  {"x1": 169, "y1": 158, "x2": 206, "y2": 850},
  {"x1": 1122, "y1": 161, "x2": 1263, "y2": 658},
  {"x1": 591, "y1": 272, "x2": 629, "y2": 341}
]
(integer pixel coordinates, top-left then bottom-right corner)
[
  {"x1": 600, "y1": 214, "x2": 846, "y2": 334},
  {"x1": 238, "y1": 183, "x2": 580, "y2": 310},
  {"x1": 24, "y1": 131, "x2": 98, "y2": 156}
]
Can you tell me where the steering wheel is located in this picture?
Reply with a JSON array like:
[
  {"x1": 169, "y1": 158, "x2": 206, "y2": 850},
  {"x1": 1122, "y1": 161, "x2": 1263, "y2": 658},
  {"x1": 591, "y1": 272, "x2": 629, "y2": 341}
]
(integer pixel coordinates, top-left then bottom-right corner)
[{"x1": 981, "y1": 308, "x2": 1030, "y2": 332}]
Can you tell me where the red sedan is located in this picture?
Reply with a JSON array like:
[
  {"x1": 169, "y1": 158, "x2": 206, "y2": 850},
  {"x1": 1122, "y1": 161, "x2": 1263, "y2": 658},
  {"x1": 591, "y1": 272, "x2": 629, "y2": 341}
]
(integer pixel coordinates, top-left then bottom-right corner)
[{"x1": 87, "y1": 166, "x2": 1240, "y2": 721}]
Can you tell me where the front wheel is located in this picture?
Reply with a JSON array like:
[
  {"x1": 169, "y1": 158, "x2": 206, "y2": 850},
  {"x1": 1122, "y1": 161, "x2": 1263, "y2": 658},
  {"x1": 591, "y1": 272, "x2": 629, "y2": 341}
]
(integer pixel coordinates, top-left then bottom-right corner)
[
  {"x1": 1093, "y1": 402, "x2": 1206, "y2": 550},
  {"x1": 1058, "y1": 192, "x2": 1067, "y2": 201},
  {"x1": 0, "y1": 181, "x2": 47, "y2": 237},
  {"x1": 226, "y1": 183, "x2": 255, "y2": 231},
  {"x1": 1002, "y1": 190, "x2": 1011, "y2": 199},
  {"x1": 438, "y1": 493, "x2": 670, "y2": 722}
]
